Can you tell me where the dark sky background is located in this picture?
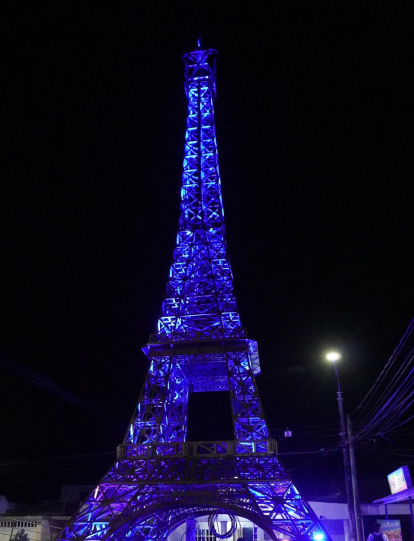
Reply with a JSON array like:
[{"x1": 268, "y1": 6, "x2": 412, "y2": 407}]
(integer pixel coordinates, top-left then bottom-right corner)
[{"x1": 1, "y1": 2, "x2": 413, "y2": 503}]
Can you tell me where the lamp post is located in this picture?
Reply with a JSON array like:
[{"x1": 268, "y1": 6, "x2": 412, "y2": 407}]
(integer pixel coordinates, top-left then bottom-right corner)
[
  {"x1": 326, "y1": 352, "x2": 357, "y2": 541},
  {"x1": 347, "y1": 414, "x2": 364, "y2": 541}
]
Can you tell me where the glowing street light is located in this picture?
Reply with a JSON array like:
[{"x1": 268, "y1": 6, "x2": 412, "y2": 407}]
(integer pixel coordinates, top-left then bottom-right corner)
[{"x1": 326, "y1": 351, "x2": 341, "y2": 362}]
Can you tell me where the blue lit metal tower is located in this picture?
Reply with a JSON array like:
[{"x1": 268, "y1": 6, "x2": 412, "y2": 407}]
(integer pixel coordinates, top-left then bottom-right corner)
[{"x1": 57, "y1": 43, "x2": 331, "y2": 541}]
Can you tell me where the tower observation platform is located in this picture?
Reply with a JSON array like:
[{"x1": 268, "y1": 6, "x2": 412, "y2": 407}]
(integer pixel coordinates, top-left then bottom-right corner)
[{"x1": 57, "y1": 42, "x2": 331, "y2": 541}]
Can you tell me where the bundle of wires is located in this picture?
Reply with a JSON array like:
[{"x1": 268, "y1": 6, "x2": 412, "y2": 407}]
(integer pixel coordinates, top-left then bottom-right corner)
[{"x1": 352, "y1": 317, "x2": 414, "y2": 445}]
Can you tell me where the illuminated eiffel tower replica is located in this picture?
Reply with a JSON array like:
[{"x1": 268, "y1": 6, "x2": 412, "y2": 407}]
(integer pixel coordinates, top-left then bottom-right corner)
[{"x1": 59, "y1": 42, "x2": 331, "y2": 541}]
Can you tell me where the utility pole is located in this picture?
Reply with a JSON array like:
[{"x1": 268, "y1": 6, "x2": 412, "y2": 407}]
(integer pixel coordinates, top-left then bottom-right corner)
[
  {"x1": 327, "y1": 352, "x2": 357, "y2": 541},
  {"x1": 337, "y1": 389, "x2": 357, "y2": 541},
  {"x1": 348, "y1": 415, "x2": 364, "y2": 541}
]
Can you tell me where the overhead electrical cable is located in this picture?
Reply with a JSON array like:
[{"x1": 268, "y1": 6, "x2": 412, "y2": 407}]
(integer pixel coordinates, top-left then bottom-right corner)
[
  {"x1": 356, "y1": 368, "x2": 414, "y2": 442},
  {"x1": 0, "y1": 351, "x2": 121, "y2": 425},
  {"x1": 0, "y1": 450, "x2": 114, "y2": 467},
  {"x1": 350, "y1": 318, "x2": 414, "y2": 445},
  {"x1": 353, "y1": 317, "x2": 414, "y2": 422},
  {"x1": 355, "y1": 346, "x2": 414, "y2": 427}
]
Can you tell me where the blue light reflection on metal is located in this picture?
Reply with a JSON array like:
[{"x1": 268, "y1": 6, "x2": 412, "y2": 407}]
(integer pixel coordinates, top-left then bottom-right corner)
[
  {"x1": 156, "y1": 46, "x2": 243, "y2": 343},
  {"x1": 123, "y1": 45, "x2": 270, "y2": 446},
  {"x1": 56, "y1": 44, "x2": 332, "y2": 541}
]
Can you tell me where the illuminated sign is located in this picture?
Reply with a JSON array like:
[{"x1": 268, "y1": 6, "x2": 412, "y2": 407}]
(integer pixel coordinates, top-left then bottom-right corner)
[
  {"x1": 378, "y1": 520, "x2": 402, "y2": 541},
  {"x1": 387, "y1": 466, "x2": 412, "y2": 495}
]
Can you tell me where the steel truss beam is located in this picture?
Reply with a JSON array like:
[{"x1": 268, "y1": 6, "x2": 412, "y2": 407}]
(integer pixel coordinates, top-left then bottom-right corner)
[
  {"x1": 56, "y1": 44, "x2": 331, "y2": 541},
  {"x1": 59, "y1": 445, "x2": 327, "y2": 541}
]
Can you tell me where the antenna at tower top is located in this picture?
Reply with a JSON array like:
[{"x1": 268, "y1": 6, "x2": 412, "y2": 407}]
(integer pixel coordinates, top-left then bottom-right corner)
[{"x1": 197, "y1": 36, "x2": 202, "y2": 49}]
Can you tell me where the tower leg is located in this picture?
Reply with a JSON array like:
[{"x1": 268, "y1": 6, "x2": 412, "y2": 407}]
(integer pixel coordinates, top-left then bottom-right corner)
[
  {"x1": 126, "y1": 357, "x2": 189, "y2": 444},
  {"x1": 161, "y1": 363, "x2": 189, "y2": 442},
  {"x1": 226, "y1": 351, "x2": 269, "y2": 441}
]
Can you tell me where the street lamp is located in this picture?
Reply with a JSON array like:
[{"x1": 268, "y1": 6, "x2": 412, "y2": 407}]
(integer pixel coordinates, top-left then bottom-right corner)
[
  {"x1": 326, "y1": 351, "x2": 341, "y2": 362},
  {"x1": 326, "y1": 351, "x2": 357, "y2": 541}
]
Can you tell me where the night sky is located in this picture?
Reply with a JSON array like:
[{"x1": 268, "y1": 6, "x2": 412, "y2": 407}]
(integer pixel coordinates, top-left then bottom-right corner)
[{"x1": 1, "y1": 2, "x2": 413, "y2": 502}]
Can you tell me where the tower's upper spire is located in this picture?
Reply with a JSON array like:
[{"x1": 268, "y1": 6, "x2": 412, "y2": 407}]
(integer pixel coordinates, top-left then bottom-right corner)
[{"x1": 155, "y1": 45, "x2": 244, "y2": 343}]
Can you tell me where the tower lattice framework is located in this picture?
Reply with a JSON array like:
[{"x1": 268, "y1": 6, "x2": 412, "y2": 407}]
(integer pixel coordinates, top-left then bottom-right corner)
[{"x1": 58, "y1": 43, "x2": 331, "y2": 541}]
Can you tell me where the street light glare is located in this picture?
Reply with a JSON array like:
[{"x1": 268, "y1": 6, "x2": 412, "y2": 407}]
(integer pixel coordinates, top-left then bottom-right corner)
[{"x1": 326, "y1": 351, "x2": 341, "y2": 362}]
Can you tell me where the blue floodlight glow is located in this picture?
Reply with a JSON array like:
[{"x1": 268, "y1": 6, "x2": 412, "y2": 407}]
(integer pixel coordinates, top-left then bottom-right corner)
[
  {"x1": 55, "y1": 43, "x2": 332, "y2": 541},
  {"x1": 155, "y1": 47, "x2": 244, "y2": 343}
]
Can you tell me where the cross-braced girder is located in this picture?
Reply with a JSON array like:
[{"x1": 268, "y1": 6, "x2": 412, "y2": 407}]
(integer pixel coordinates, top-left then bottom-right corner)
[
  {"x1": 57, "y1": 43, "x2": 331, "y2": 541},
  {"x1": 58, "y1": 444, "x2": 327, "y2": 541},
  {"x1": 156, "y1": 46, "x2": 243, "y2": 344},
  {"x1": 127, "y1": 341, "x2": 268, "y2": 444}
]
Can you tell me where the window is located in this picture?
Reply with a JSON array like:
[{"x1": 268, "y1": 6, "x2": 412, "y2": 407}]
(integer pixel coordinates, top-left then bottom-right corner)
[
  {"x1": 196, "y1": 528, "x2": 217, "y2": 541},
  {"x1": 0, "y1": 521, "x2": 39, "y2": 529}
]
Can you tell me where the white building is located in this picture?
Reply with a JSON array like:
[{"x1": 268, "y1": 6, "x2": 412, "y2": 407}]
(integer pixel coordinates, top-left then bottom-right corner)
[{"x1": 0, "y1": 515, "x2": 69, "y2": 541}]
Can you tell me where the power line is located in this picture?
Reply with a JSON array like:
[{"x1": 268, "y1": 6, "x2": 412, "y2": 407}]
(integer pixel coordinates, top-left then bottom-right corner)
[
  {"x1": 0, "y1": 351, "x2": 121, "y2": 426},
  {"x1": 350, "y1": 317, "x2": 414, "y2": 444},
  {"x1": 353, "y1": 318, "x2": 414, "y2": 424},
  {"x1": 0, "y1": 450, "x2": 114, "y2": 467}
]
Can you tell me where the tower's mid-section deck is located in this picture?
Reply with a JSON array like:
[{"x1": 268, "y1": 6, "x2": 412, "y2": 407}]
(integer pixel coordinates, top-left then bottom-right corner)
[
  {"x1": 117, "y1": 439, "x2": 278, "y2": 460},
  {"x1": 142, "y1": 337, "x2": 260, "y2": 392}
]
